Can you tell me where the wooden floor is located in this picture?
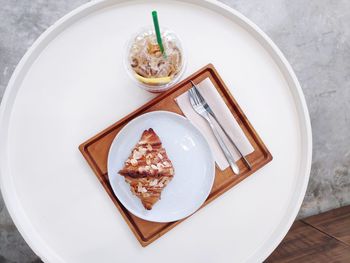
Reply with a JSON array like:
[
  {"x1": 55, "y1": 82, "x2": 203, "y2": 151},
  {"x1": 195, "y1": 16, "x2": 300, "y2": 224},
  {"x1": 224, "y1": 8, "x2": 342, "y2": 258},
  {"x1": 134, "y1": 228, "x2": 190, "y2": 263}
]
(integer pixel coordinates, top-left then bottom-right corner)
[{"x1": 266, "y1": 205, "x2": 350, "y2": 262}]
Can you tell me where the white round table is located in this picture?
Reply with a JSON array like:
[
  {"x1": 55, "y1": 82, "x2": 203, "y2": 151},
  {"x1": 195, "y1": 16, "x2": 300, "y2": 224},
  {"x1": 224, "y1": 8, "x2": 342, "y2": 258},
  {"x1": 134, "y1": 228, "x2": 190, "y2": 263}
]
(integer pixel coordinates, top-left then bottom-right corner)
[{"x1": 0, "y1": 0, "x2": 312, "y2": 262}]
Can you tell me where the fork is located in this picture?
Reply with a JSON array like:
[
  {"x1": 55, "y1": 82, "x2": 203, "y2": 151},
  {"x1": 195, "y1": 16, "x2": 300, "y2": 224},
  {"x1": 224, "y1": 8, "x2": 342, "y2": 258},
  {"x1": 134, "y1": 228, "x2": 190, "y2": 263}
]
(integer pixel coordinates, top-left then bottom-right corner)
[
  {"x1": 190, "y1": 81, "x2": 252, "y2": 170},
  {"x1": 188, "y1": 88, "x2": 240, "y2": 175}
]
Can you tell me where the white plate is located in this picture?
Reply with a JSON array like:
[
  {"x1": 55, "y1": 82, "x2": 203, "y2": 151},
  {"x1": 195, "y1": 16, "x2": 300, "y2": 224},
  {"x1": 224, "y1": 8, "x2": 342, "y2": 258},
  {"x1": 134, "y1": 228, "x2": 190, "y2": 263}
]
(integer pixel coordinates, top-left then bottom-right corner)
[{"x1": 107, "y1": 111, "x2": 215, "y2": 222}]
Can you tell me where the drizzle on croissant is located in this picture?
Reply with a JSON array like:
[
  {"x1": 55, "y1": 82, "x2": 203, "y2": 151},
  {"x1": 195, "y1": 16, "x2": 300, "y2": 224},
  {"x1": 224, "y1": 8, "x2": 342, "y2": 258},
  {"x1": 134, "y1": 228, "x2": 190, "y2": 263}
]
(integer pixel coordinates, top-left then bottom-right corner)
[{"x1": 118, "y1": 128, "x2": 174, "y2": 210}]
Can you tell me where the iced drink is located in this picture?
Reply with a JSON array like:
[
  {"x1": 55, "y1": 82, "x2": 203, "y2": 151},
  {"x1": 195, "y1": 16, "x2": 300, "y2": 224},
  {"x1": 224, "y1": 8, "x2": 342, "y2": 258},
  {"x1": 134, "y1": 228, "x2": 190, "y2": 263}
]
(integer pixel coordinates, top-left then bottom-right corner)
[{"x1": 126, "y1": 28, "x2": 185, "y2": 92}]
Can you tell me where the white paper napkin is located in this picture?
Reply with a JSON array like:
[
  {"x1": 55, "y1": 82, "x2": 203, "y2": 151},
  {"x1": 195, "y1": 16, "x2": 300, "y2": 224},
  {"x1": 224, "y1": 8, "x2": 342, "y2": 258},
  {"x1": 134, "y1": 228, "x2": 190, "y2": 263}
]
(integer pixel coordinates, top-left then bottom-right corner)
[{"x1": 175, "y1": 78, "x2": 254, "y2": 170}]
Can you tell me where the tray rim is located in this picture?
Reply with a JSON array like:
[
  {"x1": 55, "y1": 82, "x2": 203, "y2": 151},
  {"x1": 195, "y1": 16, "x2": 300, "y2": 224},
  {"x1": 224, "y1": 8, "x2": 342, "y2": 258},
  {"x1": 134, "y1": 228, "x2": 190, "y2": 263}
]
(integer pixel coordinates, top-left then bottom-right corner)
[
  {"x1": 79, "y1": 63, "x2": 273, "y2": 246},
  {"x1": 0, "y1": 0, "x2": 312, "y2": 262}
]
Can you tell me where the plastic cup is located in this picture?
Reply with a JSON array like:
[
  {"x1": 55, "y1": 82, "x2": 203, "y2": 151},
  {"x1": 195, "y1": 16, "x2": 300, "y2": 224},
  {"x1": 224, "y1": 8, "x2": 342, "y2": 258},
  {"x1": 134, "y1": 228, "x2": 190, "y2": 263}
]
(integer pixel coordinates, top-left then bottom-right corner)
[{"x1": 125, "y1": 27, "x2": 186, "y2": 93}]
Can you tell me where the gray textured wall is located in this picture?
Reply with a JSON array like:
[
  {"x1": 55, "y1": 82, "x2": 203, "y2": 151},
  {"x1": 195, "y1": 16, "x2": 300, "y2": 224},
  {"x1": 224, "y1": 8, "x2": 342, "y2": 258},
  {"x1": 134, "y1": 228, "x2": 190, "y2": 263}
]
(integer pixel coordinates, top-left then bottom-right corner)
[{"x1": 0, "y1": 0, "x2": 349, "y2": 262}]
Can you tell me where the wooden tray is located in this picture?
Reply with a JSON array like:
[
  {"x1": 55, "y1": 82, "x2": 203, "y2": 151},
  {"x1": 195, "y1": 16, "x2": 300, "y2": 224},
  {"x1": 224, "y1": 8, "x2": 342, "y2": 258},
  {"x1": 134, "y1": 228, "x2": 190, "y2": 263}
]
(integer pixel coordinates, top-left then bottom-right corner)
[{"x1": 79, "y1": 64, "x2": 272, "y2": 247}]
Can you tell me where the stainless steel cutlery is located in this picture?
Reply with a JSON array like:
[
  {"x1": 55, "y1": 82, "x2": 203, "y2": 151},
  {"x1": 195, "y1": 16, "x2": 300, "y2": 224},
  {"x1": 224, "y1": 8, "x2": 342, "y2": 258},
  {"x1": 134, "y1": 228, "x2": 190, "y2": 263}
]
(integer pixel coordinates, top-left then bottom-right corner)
[{"x1": 188, "y1": 81, "x2": 252, "y2": 174}]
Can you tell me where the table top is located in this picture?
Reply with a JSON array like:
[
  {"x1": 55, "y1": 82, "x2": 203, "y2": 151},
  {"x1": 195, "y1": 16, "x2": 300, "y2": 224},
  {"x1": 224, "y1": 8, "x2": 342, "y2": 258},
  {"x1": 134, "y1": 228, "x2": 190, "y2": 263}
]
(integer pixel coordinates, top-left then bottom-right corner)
[{"x1": 0, "y1": 0, "x2": 312, "y2": 262}]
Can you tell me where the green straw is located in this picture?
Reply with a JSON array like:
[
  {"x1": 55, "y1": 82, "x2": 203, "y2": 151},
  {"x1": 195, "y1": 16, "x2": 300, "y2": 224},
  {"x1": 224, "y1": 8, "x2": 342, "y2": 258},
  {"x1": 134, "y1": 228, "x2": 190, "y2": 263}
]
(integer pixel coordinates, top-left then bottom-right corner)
[{"x1": 152, "y1": 11, "x2": 166, "y2": 57}]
